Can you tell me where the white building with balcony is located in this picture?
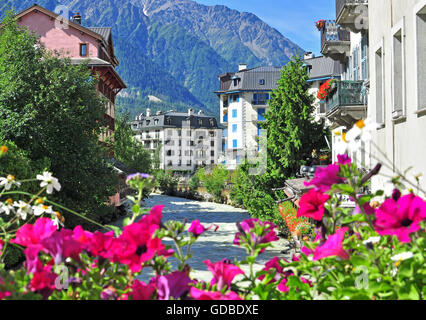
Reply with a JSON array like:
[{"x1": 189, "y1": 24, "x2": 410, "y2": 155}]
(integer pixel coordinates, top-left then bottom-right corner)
[
  {"x1": 131, "y1": 109, "x2": 223, "y2": 173},
  {"x1": 215, "y1": 64, "x2": 281, "y2": 169}
]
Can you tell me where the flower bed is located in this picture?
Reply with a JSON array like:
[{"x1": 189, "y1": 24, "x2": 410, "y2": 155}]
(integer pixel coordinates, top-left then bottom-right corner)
[{"x1": 0, "y1": 138, "x2": 425, "y2": 300}]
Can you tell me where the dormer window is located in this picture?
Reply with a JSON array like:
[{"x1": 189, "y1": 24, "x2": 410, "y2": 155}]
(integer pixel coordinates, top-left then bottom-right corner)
[
  {"x1": 259, "y1": 79, "x2": 265, "y2": 85},
  {"x1": 80, "y1": 43, "x2": 88, "y2": 57},
  {"x1": 198, "y1": 119, "x2": 203, "y2": 126},
  {"x1": 146, "y1": 120, "x2": 150, "y2": 126}
]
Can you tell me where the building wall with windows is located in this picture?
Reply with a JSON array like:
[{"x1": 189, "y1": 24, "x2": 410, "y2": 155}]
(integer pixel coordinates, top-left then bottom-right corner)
[
  {"x1": 369, "y1": 0, "x2": 426, "y2": 192},
  {"x1": 132, "y1": 109, "x2": 223, "y2": 173},
  {"x1": 216, "y1": 65, "x2": 280, "y2": 169}
]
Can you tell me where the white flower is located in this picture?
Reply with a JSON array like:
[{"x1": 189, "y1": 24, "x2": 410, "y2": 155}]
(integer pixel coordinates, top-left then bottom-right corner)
[
  {"x1": 345, "y1": 118, "x2": 379, "y2": 152},
  {"x1": 51, "y1": 211, "x2": 65, "y2": 228},
  {"x1": 0, "y1": 174, "x2": 21, "y2": 190},
  {"x1": 363, "y1": 236, "x2": 381, "y2": 245},
  {"x1": 13, "y1": 200, "x2": 32, "y2": 220},
  {"x1": 37, "y1": 172, "x2": 61, "y2": 194},
  {"x1": 391, "y1": 252, "x2": 414, "y2": 262},
  {"x1": 0, "y1": 199, "x2": 14, "y2": 215},
  {"x1": 32, "y1": 204, "x2": 54, "y2": 216}
]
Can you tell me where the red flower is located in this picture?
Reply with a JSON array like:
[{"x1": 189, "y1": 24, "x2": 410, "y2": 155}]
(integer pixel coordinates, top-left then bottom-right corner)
[
  {"x1": 190, "y1": 287, "x2": 242, "y2": 300},
  {"x1": 298, "y1": 189, "x2": 330, "y2": 221},
  {"x1": 374, "y1": 194, "x2": 426, "y2": 243},
  {"x1": 204, "y1": 259, "x2": 244, "y2": 291}
]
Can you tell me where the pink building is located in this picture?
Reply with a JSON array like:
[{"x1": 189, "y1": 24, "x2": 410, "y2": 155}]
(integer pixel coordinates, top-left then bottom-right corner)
[
  {"x1": 16, "y1": 4, "x2": 126, "y2": 144},
  {"x1": 16, "y1": 4, "x2": 128, "y2": 207}
]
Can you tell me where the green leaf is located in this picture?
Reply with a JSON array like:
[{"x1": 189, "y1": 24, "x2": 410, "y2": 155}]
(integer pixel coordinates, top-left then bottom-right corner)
[
  {"x1": 342, "y1": 214, "x2": 367, "y2": 224},
  {"x1": 398, "y1": 283, "x2": 420, "y2": 300},
  {"x1": 104, "y1": 225, "x2": 123, "y2": 237},
  {"x1": 122, "y1": 217, "x2": 132, "y2": 227}
]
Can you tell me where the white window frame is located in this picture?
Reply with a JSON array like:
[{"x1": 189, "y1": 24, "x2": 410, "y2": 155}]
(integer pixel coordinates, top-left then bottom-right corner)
[
  {"x1": 414, "y1": 0, "x2": 426, "y2": 112},
  {"x1": 373, "y1": 38, "x2": 385, "y2": 126},
  {"x1": 391, "y1": 17, "x2": 406, "y2": 118}
]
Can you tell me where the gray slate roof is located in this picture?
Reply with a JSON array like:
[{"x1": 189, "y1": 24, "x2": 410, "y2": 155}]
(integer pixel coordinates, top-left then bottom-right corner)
[
  {"x1": 304, "y1": 56, "x2": 342, "y2": 81},
  {"x1": 131, "y1": 111, "x2": 220, "y2": 131},
  {"x1": 217, "y1": 66, "x2": 282, "y2": 93},
  {"x1": 88, "y1": 27, "x2": 112, "y2": 42}
]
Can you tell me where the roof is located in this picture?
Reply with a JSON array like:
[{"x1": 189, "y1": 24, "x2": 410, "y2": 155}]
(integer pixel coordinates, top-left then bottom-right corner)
[
  {"x1": 131, "y1": 111, "x2": 220, "y2": 130},
  {"x1": 217, "y1": 66, "x2": 283, "y2": 93},
  {"x1": 88, "y1": 27, "x2": 112, "y2": 43},
  {"x1": 304, "y1": 56, "x2": 342, "y2": 81}
]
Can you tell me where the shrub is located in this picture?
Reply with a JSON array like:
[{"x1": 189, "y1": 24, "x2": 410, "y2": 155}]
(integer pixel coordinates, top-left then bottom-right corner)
[
  {"x1": 197, "y1": 165, "x2": 229, "y2": 202},
  {"x1": 155, "y1": 170, "x2": 179, "y2": 196}
]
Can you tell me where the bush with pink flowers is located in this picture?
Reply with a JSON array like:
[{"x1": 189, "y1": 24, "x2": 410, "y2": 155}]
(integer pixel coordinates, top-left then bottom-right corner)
[{"x1": 0, "y1": 145, "x2": 425, "y2": 300}]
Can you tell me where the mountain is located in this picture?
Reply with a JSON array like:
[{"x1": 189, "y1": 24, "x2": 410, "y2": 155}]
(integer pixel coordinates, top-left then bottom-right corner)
[{"x1": 0, "y1": 0, "x2": 304, "y2": 118}]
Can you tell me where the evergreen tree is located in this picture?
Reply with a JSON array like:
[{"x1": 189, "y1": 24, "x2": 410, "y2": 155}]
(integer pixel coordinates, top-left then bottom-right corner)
[{"x1": 263, "y1": 56, "x2": 328, "y2": 184}]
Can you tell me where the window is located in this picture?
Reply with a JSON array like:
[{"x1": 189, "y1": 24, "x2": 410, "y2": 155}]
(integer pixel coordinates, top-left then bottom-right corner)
[
  {"x1": 392, "y1": 22, "x2": 405, "y2": 116},
  {"x1": 258, "y1": 108, "x2": 266, "y2": 121},
  {"x1": 187, "y1": 130, "x2": 192, "y2": 137},
  {"x1": 233, "y1": 139, "x2": 238, "y2": 148},
  {"x1": 178, "y1": 130, "x2": 182, "y2": 137},
  {"x1": 259, "y1": 79, "x2": 265, "y2": 85},
  {"x1": 198, "y1": 119, "x2": 203, "y2": 126},
  {"x1": 232, "y1": 124, "x2": 237, "y2": 133},
  {"x1": 209, "y1": 131, "x2": 215, "y2": 137},
  {"x1": 211, "y1": 150, "x2": 215, "y2": 157},
  {"x1": 178, "y1": 160, "x2": 182, "y2": 167},
  {"x1": 210, "y1": 141, "x2": 215, "y2": 147},
  {"x1": 187, "y1": 160, "x2": 192, "y2": 166},
  {"x1": 179, "y1": 140, "x2": 182, "y2": 147},
  {"x1": 375, "y1": 47, "x2": 384, "y2": 124},
  {"x1": 361, "y1": 34, "x2": 369, "y2": 80},
  {"x1": 80, "y1": 43, "x2": 87, "y2": 57},
  {"x1": 167, "y1": 130, "x2": 173, "y2": 136},
  {"x1": 253, "y1": 93, "x2": 270, "y2": 105},
  {"x1": 209, "y1": 119, "x2": 214, "y2": 127},
  {"x1": 232, "y1": 109, "x2": 237, "y2": 118},
  {"x1": 352, "y1": 46, "x2": 359, "y2": 81},
  {"x1": 416, "y1": 5, "x2": 426, "y2": 110},
  {"x1": 230, "y1": 94, "x2": 240, "y2": 103},
  {"x1": 146, "y1": 120, "x2": 150, "y2": 126},
  {"x1": 233, "y1": 78, "x2": 240, "y2": 87},
  {"x1": 178, "y1": 150, "x2": 182, "y2": 156},
  {"x1": 154, "y1": 119, "x2": 159, "y2": 125},
  {"x1": 236, "y1": 156, "x2": 241, "y2": 164}
]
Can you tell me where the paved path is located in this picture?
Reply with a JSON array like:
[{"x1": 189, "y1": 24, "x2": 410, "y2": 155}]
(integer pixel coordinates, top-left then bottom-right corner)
[{"x1": 133, "y1": 194, "x2": 291, "y2": 283}]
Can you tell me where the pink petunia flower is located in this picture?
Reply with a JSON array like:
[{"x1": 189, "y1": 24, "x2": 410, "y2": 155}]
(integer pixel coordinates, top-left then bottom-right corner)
[
  {"x1": 152, "y1": 271, "x2": 193, "y2": 300},
  {"x1": 0, "y1": 277, "x2": 11, "y2": 300},
  {"x1": 130, "y1": 280, "x2": 156, "y2": 300},
  {"x1": 11, "y1": 218, "x2": 57, "y2": 248},
  {"x1": 233, "y1": 218, "x2": 279, "y2": 253},
  {"x1": 29, "y1": 265, "x2": 57, "y2": 299},
  {"x1": 297, "y1": 189, "x2": 330, "y2": 221},
  {"x1": 353, "y1": 202, "x2": 376, "y2": 215},
  {"x1": 304, "y1": 164, "x2": 345, "y2": 192},
  {"x1": 336, "y1": 154, "x2": 352, "y2": 165},
  {"x1": 188, "y1": 220, "x2": 219, "y2": 237},
  {"x1": 190, "y1": 287, "x2": 242, "y2": 300},
  {"x1": 374, "y1": 193, "x2": 426, "y2": 243},
  {"x1": 313, "y1": 227, "x2": 350, "y2": 261},
  {"x1": 40, "y1": 229, "x2": 84, "y2": 264},
  {"x1": 109, "y1": 205, "x2": 165, "y2": 272},
  {"x1": 0, "y1": 239, "x2": 3, "y2": 256},
  {"x1": 204, "y1": 259, "x2": 244, "y2": 291},
  {"x1": 258, "y1": 256, "x2": 287, "y2": 282}
]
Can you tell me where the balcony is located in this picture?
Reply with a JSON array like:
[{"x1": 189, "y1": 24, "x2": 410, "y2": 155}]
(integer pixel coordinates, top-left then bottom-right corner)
[
  {"x1": 320, "y1": 20, "x2": 350, "y2": 62},
  {"x1": 336, "y1": 0, "x2": 368, "y2": 33},
  {"x1": 325, "y1": 80, "x2": 367, "y2": 128}
]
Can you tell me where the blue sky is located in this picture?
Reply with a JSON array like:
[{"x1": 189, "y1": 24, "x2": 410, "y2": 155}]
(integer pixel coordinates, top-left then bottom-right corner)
[{"x1": 196, "y1": 0, "x2": 335, "y2": 55}]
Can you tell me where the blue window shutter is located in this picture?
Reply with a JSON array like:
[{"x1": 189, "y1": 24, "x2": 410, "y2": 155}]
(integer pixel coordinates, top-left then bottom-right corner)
[
  {"x1": 233, "y1": 139, "x2": 237, "y2": 148},
  {"x1": 232, "y1": 109, "x2": 237, "y2": 118},
  {"x1": 232, "y1": 124, "x2": 237, "y2": 132}
]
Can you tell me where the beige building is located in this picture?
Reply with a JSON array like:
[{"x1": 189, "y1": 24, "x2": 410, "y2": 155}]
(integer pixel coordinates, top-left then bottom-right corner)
[{"x1": 368, "y1": 0, "x2": 426, "y2": 192}]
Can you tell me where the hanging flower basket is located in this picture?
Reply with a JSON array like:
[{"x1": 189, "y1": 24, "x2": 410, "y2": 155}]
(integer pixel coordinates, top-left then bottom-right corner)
[
  {"x1": 315, "y1": 20, "x2": 326, "y2": 31},
  {"x1": 317, "y1": 79, "x2": 337, "y2": 100}
]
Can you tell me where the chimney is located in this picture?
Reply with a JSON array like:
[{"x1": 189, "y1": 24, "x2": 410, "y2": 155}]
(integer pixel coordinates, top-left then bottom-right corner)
[
  {"x1": 188, "y1": 108, "x2": 194, "y2": 116},
  {"x1": 304, "y1": 52, "x2": 314, "y2": 60},
  {"x1": 146, "y1": 108, "x2": 151, "y2": 117},
  {"x1": 238, "y1": 64, "x2": 247, "y2": 71},
  {"x1": 73, "y1": 12, "x2": 82, "y2": 25},
  {"x1": 198, "y1": 110, "x2": 204, "y2": 116}
]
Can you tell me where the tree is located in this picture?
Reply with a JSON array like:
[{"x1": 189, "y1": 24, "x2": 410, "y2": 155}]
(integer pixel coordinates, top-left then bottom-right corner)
[
  {"x1": 113, "y1": 112, "x2": 152, "y2": 174},
  {"x1": 197, "y1": 165, "x2": 229, "y2": 202},
  {"x1": 0, "y1": 12, "x2": 117, "y2": 229},
  {"x1": 262, "y1": 56, "x2": 328, "y2": 183}
]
